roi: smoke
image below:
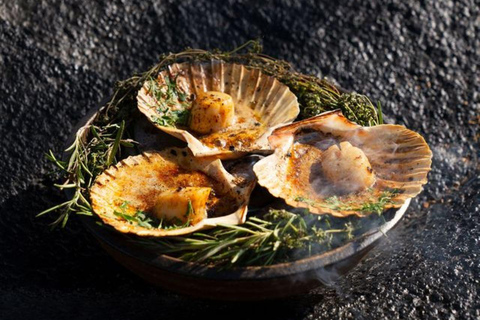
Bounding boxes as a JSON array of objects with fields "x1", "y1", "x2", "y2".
[
  {"x1": 277, "y1": 199, "x2": 409, "y2": 298},
  {"x1": 313, "y1": 266, "x2": 343, "y2": 286},
  {"x1": 308, "y1": 161, "x2": 339, "y2": 197},
  {"x1": 296, "y1": 130, "x2": 338, "y2": 151}
]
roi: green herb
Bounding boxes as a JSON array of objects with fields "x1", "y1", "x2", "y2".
[
  {"x1": 359, "y1": 190, "x2": 399, "y2": 215},
  {"x1": 113, "y1": 201, "x2": 156, "y2": 229},
  {"x1": 166, "y1": 217, "x2": 192, "y2": 230},
  {"x1": 147, "y1": 76, "x2": 191, "y2": 127},
  {"x1": 155, "y1": 215, "x2": 192, "y2": 230},
  {"x1": 113, "y1": 201, "x2": 195, "y2": 230},
  {"x1": 335, "y1": 93, "x2": 379, "y2": 127},
  {"x1": 295, "y1": 189, "x2": 399, "y2": 215},
  {"x1": 294, "y1": 196, "x2": 316, "y2": 206},
  {"x1": 152, "y1": 108, "x2": 190, "y2": 127},
  {"x1": 106, "y1": 120, "x2": 125, "y2": 167},
  {"x1": 38, "y1": 122, "x2": 135, "y2": 227},
  {"x1": 185, "y1": 199, "x2": 194, "y2": 219},
  {"x1": 377, "y1": 101, "x2": 384, "y2": 125},
  {"x1": 139, "y1": 208, "x2": 384, "y2": 267}
]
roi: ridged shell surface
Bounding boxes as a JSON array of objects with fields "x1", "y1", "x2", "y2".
[
  {"x1": 253, "y1": 110, "x2": 432, "y2": 217},
  {"x1": 137, "y1": 61, "x2": 299, "y2": 158},
  {"x1": 90, "y1": 148, "x2": 257, "y2": 237}
]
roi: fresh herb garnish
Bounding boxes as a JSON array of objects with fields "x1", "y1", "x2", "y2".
[
  {"x1": 113, "y1": 201, "x2": 193, "y2": 230},
  {"x1": 294, "y1": 196, "x2": 316, "y2": 206},
  {"x1": 152, "y1": 108, "x2": 190, "y2": 127},
  {"x1": 37, "y1": 121, "x2": 135, "y2": 228},
  {"x1": 163, "y1": 217, "x2": 192, "y2": 230},
  {"x1": 185, "y1": 199, "x2": 194, "y2": 219},
  {"x1": 113, "y1": 201, "x2": 157, "y2": 229},
  {"x1": 147, "y1": 76, "x2": 191, "y2": 127},
  {"x1": 140, "y1": 208, "x2": 386, "y2": 267},
  {"x1": 295, "y1": 189, "x2": 399, "y2": 215}
]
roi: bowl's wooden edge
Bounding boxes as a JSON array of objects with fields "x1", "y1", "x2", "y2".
[
  {"x1": 97, "y1": 233, "x2": 375, "y2": 301},
  {"x1": 81, "y1": 194, "x2": 409, "y2": 281}
]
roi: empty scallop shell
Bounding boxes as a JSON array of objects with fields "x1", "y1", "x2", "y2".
[
  {"x1": 137, "y1": 60, "x2": 299, "y2": 158},
  {"x1": 90, "y1": 148, "x2": 257, "y2": 237},
  {"x1": 253, "y1": 110, "x2": 432, "y2": 217}
]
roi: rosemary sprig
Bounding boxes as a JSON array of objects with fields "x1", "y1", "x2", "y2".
[
  {"x1": 39, "y1": 121, "x2": 135, "y2": 227},
  {"x1": 138, "y1": 208, "x2": 385, "y2": 267}
]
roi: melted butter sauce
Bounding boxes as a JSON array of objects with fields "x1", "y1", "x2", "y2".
[{"x1": 198, "y1": 107, "x2": 265, "y2": 152}]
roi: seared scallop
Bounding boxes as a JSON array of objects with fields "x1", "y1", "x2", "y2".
[
  {"x1": 90, "y1": 148, "x2": 258, "y2": 236},
  {"x1": 253, "y1": 110, "x2": 432, "y2": 217},
  {"x1": 137, "y1": 61, "x2": 299, "y2": 158}
]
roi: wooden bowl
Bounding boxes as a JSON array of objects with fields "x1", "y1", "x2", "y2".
[
  {"x1": 70, "y1": 102, "x2": 410, "y2": 301},
  {"x1": 80, "y1": 201, "x2": 408, "y2": 301}
]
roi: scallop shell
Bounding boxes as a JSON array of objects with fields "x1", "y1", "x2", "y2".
[
  {"x1": 137, "y1": 61, "x2": 299, "y2": 158},
  {"x1": 253, "y1": 110, "x2": 432, "y2": 217},
  {"x1": 90, "y1": 148, "x2": 257, "y2": 237}
]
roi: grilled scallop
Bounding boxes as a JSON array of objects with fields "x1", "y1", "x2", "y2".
[
  {"x1": 253, "y1": 110, "x2": 432, "y2": 217},
  {"x1": 137, "y1": 60, "x2": 299, "y2": 158},
  {"x1": 90, "y1": 148, "x2": 258, "y2": 236}
]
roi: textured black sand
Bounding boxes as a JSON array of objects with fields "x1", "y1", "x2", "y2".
[{"x1": 0, "y1": 1, "x2": 479, "y2": 319}]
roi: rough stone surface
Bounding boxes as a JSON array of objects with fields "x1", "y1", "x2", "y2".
[{"x1": 0, "y1": 1, "x2": 479, "y2": 319}]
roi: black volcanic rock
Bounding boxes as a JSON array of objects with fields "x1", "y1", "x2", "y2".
[{"x1": 0, "y1": 1, "x2": 478, "y2": 319}]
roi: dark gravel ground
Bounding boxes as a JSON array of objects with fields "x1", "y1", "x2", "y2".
[{"x1": 1, "y1": 1, "x2": 479, "y2": 319}]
